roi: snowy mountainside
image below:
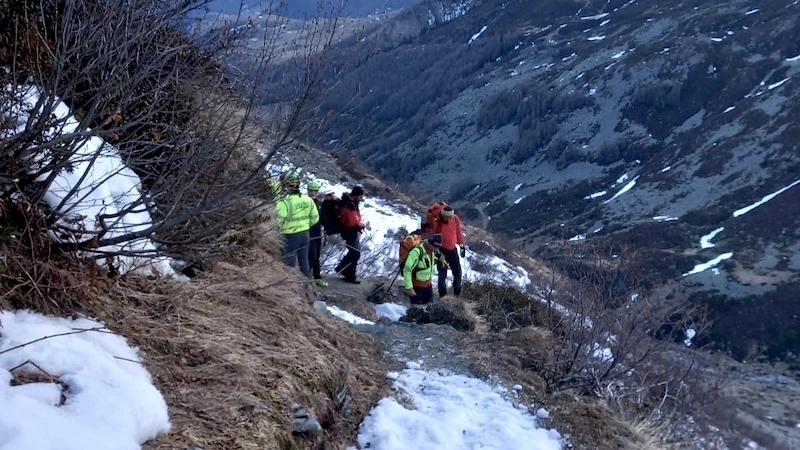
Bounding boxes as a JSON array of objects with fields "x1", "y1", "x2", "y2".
[{"x1": 306, "y1": 0, "x2": 800, "y2": 360}]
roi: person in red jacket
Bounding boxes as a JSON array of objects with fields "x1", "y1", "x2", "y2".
[
  {"x1": 433, "y1": 206, "x2": 466, "y2": 297},
  {"x1": 335, "y1": 185, "x2": 366, "y2": 284}
]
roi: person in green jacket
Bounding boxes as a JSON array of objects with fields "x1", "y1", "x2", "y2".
[
  {"x1": 276, "y1": 171, "x2": 319, "y2": 278},
  {"x1": 403, "y1": 234, "x2": 443, "y2": 305}
]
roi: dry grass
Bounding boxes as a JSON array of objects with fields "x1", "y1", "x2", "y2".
[
  {"x1": 1, "y1": 212, "x2": 391, "y2": 450},
  {"x1": 462, "y1": 327, "x2": 552, "y2": 398},
  {"x1": 96, "y1": 258, "x2": 391, "y2": 450},
  {"x1": 547, "y1": 394, "x2": 673, "y2": 450}
]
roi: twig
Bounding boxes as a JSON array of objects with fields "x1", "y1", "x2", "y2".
[
  {"x1": 9, "y1": 359, "x2": 54, "y2": 377},
  {"x1": 113, "y1": 355, "x2": 143, "y2": 365},
  {"x1": 0, "y1": 326, "x2": 106, "y2": 355}
]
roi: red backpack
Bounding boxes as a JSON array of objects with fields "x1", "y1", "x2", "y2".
[{"x1": 425, "y1": 201, "x2": 448, "y2": 230}]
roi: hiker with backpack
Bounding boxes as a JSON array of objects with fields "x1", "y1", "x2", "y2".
[
  {"x1": 306, "y1": 181, "x2": 328, "y2": 288},
  {"x1": 433, "y1": 206, "x2": 466, "y2": 298},
  {"x1": 402, "y1": 234, "x2": 443, "y2": 305},
  {"x1": 276, "y1": 171, "x2": 319, "y2": 279},
  {"x1": 335, "y1": 185, "x2": 367, "y2": 284}
]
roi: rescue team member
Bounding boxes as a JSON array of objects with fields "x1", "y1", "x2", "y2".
[
  {"x1": 434, "y1": 206, "x2": 466, "y2": 298},
  {"x1": 306, "y1": 181, "x2": 328, "y2": 287},
  {"x1": 403, "y1": 234, "x2": 443, "y2": 305},
  {"x1": 276, "y1": 171, "x2": 319, "y2": 278},
  {"x1": 335, "y1": 185, "x2": 367, "y2": 284}
]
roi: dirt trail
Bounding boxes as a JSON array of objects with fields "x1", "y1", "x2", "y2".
[{"x1": 314, "y1": 275, "x2": 475, "y2": 372}]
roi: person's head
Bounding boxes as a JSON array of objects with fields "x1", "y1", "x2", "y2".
[
  {"x1": 307, "y1": 181, "x2": 320, "y2": 196},
  {"x1": 282, "y1": 171, "x2": 300, "y2": 191},
  {"x1": 350, "y1": 185, "x2": 364, "y2": 201},
  {"x1": 440, "y1": 206, "x2": 455, "y2": 222},
  {"x1": 425, "y1": 234, "x2": 442, "y2": 250}
]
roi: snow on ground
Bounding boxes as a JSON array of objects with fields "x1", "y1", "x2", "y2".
[
  {"x1": 683, "y1": 252, "x2": 734, "y2": 276},
  {"x1": 0, "y1": 311, "x2": 170, "y2": 450},
  {"x1": 351, "y1": 365, "x2": 561, "y2": 450}
]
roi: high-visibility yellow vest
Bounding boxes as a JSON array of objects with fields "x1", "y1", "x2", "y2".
[{"x1": 276, "y1": 193, "x2": 320, "y2": 234}]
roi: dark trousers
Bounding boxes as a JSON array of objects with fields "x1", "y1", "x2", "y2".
[
  {"x1": 410, "y1": 285, "x2": 433, "y2": 305},
  {"x1": 309, "y1": 231, "x2": 322, "y2": 279},
  {"x1": 437, "y1": 248, "x2": 462, "y2": 297},
  {"x1": 282, "y1": 231, "x2": 311, "y2": 278},
  {"x1": 336, "y1": 231, "x2": 361, "y2": 280}
]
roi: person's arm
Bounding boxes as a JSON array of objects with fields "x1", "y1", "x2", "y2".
[
  {"x1": 340, "y1": 206, "x2": 365, "y2": 230},
  {"x1": 455, "y1": 216, "x2": 466, "y2": 246},
  {"x1": 339, "y1": 206, "x2": 356, "y2": 230},
  {"x1": 308, "y1": 198, "x2": 320, "y2": 227},
  {"x1": 403, "y1": 248, "x2": 420, "y2": 295},
  {"x1": 353, "y1": 209, "x2": 366, "y2": 229},
  {"x1": 276, "y1": 199, "x2": 289, "y2": 228}
]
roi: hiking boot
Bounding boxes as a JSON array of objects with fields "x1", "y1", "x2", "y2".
[
  {"x1": 314, "y1": 279, "x2": 329, "y2": 288},
  {"x1": 343, "y1": 277, "x2": 361, "y2": 284}
]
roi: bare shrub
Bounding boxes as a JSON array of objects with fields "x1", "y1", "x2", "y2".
[
  {"x1": 0, "y1": 0, "x2": 345, "y2": 274},
  {"x1": 463, "y1": 280, "x2": 555, "y2": 332},
  {"x1": 466, "y1": 243, "x2": 708, "y2": 448},
  {"x1": 537, "y1": 245, "x2": 706, "y2": 397}
]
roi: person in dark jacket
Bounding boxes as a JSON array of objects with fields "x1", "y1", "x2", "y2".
[
  {"x1": 306, "y1": 181, "x2": 328, "y2": 287},
  {"x1": 335, "y1": 185, "x2": 366, "y2": 284}
]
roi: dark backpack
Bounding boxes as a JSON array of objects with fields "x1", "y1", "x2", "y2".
[{"x1": 320, "y1": 193, "x2": 343, "y2": 235}]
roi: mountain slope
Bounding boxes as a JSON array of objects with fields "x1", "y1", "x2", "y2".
[
  {"x1": 309, "y1": 0, "x2": 800, "y2": 359},
  {"x1": 206, "y1": 0, "x2": 424, "y2": 18}
]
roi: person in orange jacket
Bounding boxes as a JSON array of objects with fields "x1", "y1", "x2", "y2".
[
  {"x1": 433, "y1": 206, "x2": 466, "y2": 297},
  {"x1": 335, "y1": 185, "x2": 366, "y2": 284}
]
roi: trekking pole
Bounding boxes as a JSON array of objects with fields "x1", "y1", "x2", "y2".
[{"x1": 381, "y1": 266, "x2": 403, "y2": 302}]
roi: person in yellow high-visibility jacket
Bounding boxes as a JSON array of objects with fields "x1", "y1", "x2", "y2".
[{"x1": 276, "y1": 172, "x2": 319, "y2": 278}]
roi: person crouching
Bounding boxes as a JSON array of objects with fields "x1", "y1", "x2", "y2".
[{"x1": 403, "y1": 234, "x2": 443, "y2": 305}]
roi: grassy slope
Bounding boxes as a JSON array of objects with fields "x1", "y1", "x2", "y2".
[{"x1": 0, "y1": 213, "x2": 391, "y2": 450}]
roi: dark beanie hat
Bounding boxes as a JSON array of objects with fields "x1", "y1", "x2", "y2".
[{"x1": 350, "y1": 185, "x2": 365, "y2": 196}]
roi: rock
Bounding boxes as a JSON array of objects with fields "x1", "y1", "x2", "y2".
[
  {"x1": 312, "y1": 300, "x2": 329, "y2": 314},
  {"x1": 291, "y1": 403, "x2": 322, "y2": 436},
  {"x1": 334, "y1": 386, "x2": 353, "y2": 418}
]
